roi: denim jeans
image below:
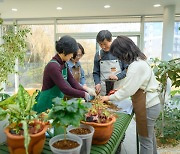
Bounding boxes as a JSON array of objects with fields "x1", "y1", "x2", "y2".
[{"x1": 139, "y1": 103, "x2": 161, "y2": 154}]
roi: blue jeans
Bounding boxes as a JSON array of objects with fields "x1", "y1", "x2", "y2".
[{"x1": 139, "y1": 103, "x2": 161, "y2": 154}]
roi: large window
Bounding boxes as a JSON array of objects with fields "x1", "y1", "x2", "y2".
[
  {"x1": 144, "y1": 22, "x2": 163, "y2": 59},
  {"x1": 144, "y1": 22, "x2": 180, "y2": 59},
  {"x1": 3, "y1": 19, "x2": 179, "y2": 94},
  {"x1": 173, "y1": 22, "x2": 180, "y2": 58},
  {"x1": 19, "y1": 25, "x2": 55, "y2": 90}
]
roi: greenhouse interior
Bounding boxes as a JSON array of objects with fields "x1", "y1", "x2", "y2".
[{"x1": 0, "y1": 0, "x2": 179, "y2": 154}]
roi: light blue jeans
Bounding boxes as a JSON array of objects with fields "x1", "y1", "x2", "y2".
[{"x1": 139, "y1": 103, "x2": 161, "y2": 154}]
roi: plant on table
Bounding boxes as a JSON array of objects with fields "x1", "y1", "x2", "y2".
[
  {"x1": 85, "y1": 96, "x2": 115, "y2": 123},
  {"x1": 47, "y1": 97, "x2": 91, "y2": 150},
  {"x1": 0, "y1": 84, "x2": 49, "y2": 154},
  {"x1": 82, "y1": 96, "x2": 116, "y2": 145}
]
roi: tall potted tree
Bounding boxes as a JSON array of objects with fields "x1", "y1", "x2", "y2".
[{"x1": 0, "y1": 21, "x2": 31, "y2": 145}]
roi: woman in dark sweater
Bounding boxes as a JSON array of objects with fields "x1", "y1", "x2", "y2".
[{"x1": 33, "y1": 35, "x2": 90, "y2": 113}]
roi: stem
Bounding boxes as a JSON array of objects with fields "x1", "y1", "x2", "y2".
[
  {"x1": 161, "y1": 77, "x2": 167, "y2": 137},
  {"x1": 64, "y1": 126, "x2": 67, "y2": 141}
]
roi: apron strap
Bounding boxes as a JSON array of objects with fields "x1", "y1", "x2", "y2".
[
  {"x1": 98, "y1": 50, "x2": 101, "y2": 60},
  {"x1": 49, "y1": 60, "x2": 67, "y2": 80}
]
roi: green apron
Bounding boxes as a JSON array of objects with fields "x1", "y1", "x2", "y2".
[
  {"x1": 33, "y1": 60, "x2": 67, "y2": 135},
  {"x1": 33, "y1": 60, "x2": 67, "y2": 114}
]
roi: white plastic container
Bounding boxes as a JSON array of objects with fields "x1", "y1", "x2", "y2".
[
  {"x1": 67, "y1": 124, "x2": 94, "y2": 154},
  {"x1": 49, "y1": 134, "x2": 82, "y2": 154}
]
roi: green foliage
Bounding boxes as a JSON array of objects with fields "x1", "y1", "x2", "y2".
[
  {"x1": 0, "y1": 18, "x2": 3, "y2": 25},
  {"x1": 0, "y1": 25, "x2": 31, "y2": 83},
  {"x1": 151, "y1": 58, "x2": 180, "y2": 92},
  {"x1": 0, "y1": 93, "x2": 10, "y2": 102},
  {"x1": 155, "y1": 103, "x2": 180, "y2": 146},
  {"x1": 151, "y1": 58, "x2": 180, "y2": 146},
  {"x1": 48, "y1": 98, "x2": 91, "y2": 138},
  {"x1": 85, "y1": 100, "x2": 114, "y2": 123},
  {"x1": 0, "y1": 94, "x2": 17, "y2": 109},
  {"x1": 0, "y1": 84, "x2": 38, "y2": 154}
]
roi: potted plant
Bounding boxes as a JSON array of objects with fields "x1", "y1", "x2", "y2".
[
  {"x1": 66, "y1": 124, "x2": 94, "y2": 154},
  {"x1": 81, "y1": 96, "x2": 116, "y2": 145},
  {"x1": 0, "y1": 85, "x2": 49, "y2": 154},
  {"x1": 48, "y1": 97, "x2": 91, "y2": 154}
]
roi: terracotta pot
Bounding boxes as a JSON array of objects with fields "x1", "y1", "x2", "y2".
[
  {"x1": 4, "y1": 121, "x2": 49, "y2": 154},
  {"x1": 81, "y1": 116, "x2": 116, "y2": 145}
]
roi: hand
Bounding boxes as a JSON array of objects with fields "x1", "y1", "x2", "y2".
[
  {"x1": 84, "y1": 92, "x2": 91, "y2": 102},
  {"x1": 109, "y1": 75, "x2": 118, "y2": 80},
  {"x1": 95, "y1": 84, "x2": 101, "y2": 95},
  {"x1": 108, "y1": 89, "x2": 117, "y2": 96},
  {"x1": 100, "y1": 96, "x2": 110, "y2": 103}
]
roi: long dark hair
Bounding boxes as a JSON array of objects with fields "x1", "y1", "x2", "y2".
[{"x1": 110, "y1": 36, "x2": 147, "y2": 64}]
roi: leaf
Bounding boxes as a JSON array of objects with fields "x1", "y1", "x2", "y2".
[
  {"x1": 52, "y1": 97, "x2": 62, "y2": 105},
  {"x1": 22, "y1": 120, "x2": 30, "y2": 154},
  {"x1": 53, "y1": 106, "x2": 65, "y2": 112},
  {"x1": 0, "y1": 107, "x2": 8, "y2": 120}
]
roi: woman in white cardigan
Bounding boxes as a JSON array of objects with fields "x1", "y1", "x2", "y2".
[{"x1": 101, "y1": 36, "x2": 161, "y2": 154}]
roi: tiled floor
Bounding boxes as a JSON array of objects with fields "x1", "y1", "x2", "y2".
[
  {"x1": 119, "y1": 119, "x2": 180, "y2": 154},
  {"x1": 120, "y1": 119, "x2": 137, "y2": 154}
]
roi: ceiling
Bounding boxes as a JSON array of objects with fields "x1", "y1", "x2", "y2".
[{"x1": 0, "y1": 0, "x2": 180, "y2": 19}]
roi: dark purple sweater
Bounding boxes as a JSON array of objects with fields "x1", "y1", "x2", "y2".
[{"x1": 42, "y1": 54, "x2": 86, "y2": 98}]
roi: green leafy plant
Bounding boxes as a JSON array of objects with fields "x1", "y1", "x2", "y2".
[
  {"x1": 151, "y1": 58, "x2": 180, "y2": 145},
  {"x1": 0, "y1": 93, "x2": 17, "y2": 109},
  {"x1": 155, "y1": 101, "x2": 180, "y2": 146},
  {"x1": 0, "y1": 85, "x2": 39, "y2": 154},
  {"x1": 0, "y1": 93, "x2": 10, "y2": 102},
  {"x1": 86, "y1": 97, "x2": 115, "y2": 123},
  {"x1": 0, "y1": 24, "x2": 31, "y2": 83},
  {"x1": 47, "y1": 98, "x2": 91, "y2": 140},
  {"x1": 0, "y1": 18, "x2": 3, "y2": 25}
]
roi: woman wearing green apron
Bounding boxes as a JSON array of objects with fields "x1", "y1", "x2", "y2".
[
  {"x1": 33, "y1": 35, "x2": 90, "y2": 114},
  {"x1": 100, "y1": 36, "x2": 161, "y2": 154}
]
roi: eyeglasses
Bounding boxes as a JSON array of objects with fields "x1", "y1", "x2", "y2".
[{"x1": 76, "y1": 54, "x2": 83, "y2": 58}]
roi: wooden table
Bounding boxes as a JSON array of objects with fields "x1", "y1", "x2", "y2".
[{"x1": 0, "y1": 112, "x2": 133, "y2": 154}]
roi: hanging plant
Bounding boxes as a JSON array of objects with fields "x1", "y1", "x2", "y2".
[{"x1": 0, "y1": 25, "x2": 31, "y2": 83}]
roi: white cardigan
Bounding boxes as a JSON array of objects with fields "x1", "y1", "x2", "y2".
[{"x1": 109, "y1": 59, "x2": 160, "y2": 108}]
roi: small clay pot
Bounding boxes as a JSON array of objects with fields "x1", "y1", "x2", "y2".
[{"x1": 81, "y1": 116, "x2": 116, "y2": 145}]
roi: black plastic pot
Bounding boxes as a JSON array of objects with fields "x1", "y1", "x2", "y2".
[{"x1": 105, "y1": 80, "x2": 115, "y2": 95}]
